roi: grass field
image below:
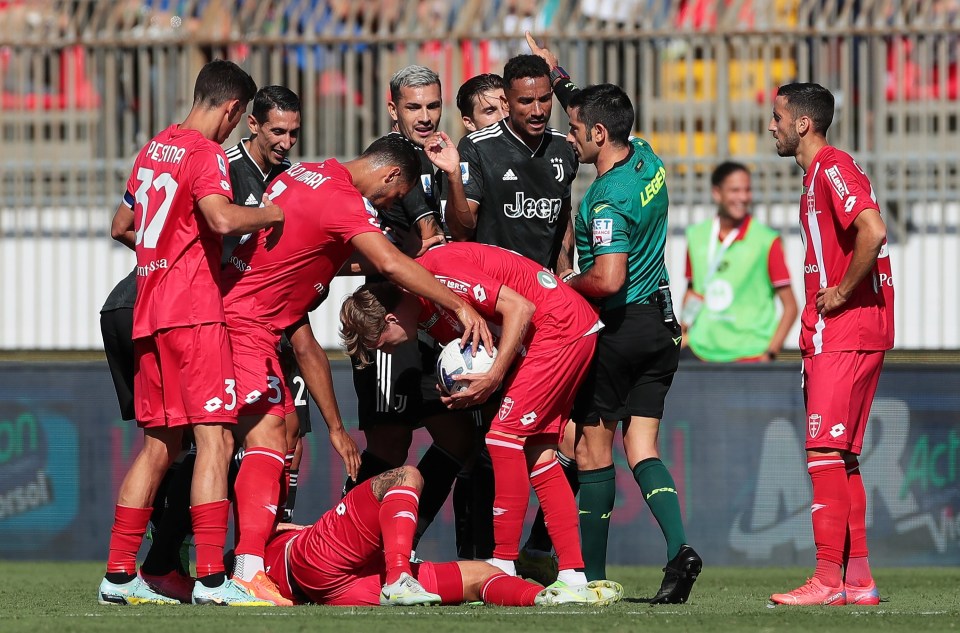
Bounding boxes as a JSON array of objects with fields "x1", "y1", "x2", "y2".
[{"x1": 1, "y1": 563, "x2": 957, "y2": 633}]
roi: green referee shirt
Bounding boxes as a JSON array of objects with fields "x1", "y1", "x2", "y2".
[{"x1": 574, "y1": 137, "x2": 670, "y2": 311}]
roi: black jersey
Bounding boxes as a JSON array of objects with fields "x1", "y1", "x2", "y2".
[
  {"x1": 376, "y1": 131, "x2": 441, "y2": 243},
  {"x1": 101, "y1": 268, "x2": 138, "y2": 312},
  {"x1": 444, "y1": 119, "x2": 578, "y2": 268},
  {"x1": 222, "y1": 138, "x2": 290, "y2": 263}
]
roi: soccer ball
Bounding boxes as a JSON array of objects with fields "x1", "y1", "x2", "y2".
[{"x1": 436, "y1": 339, "x2": 497, "y2": 395}]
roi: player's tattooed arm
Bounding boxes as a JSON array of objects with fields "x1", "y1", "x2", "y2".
[{"x1": 371, "y1": 467, "x2": 417, "y2": 501}]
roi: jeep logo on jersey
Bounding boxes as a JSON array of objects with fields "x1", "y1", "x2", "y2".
[
  {"x1": 435, "y1": 276, "x2": 471, "y2": 294},
  {"x1": 537, "y1": 270, "x2": 557, "y2": 289},
  {"x1": 503, "y1": 193, "x2": 561, "y2": 222},
  {"x1": 551, "y1": 157, "x2": 564, "y2": 182}
]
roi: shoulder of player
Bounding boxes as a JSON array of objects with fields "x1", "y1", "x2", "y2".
[
  {"x1": 464, "y1": 123, "x2": 505, "y2": 146},
  {"x1": 224, "y1": 142, "x2": 244, "y2": 162}
]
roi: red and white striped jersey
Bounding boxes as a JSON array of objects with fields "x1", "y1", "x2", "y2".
[{"x1": 798, "y1": 146, "x2": 894, "y2": 356}]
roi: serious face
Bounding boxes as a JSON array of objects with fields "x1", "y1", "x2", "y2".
[
  {"x1": 389, "y1": 84, "x2": 442, "y2": 147},
  {"x1": 463, "y1": 88, "x2": 508, "y2": 132},
  {"x1": 249, "y1": 108, "x2": 301, "y2": 168},
  {"x1": 504, "y1": 75, "x2": 553, "y2": 145},
  {"x1": 714, "y1": 169, "x2": 752, "y2": 222},
  {"x1": 566, "y1": 106, "x2": 598, "y2": 165},
  {"x1": 769, "y1": 95, "x2": 800, "y2": 158}
]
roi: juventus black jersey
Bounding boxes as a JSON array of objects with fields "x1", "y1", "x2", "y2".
[
  {"x1": 222, "y1": 138, "x2": 290, "y2": 264},
  {"x1": 441, "y1": 119, "x2": 577, "y2": 268},
  {"x1": 376, "y1": 131, "x2": 441, "y2": 241}
]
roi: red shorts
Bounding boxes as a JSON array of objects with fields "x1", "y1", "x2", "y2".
[
  {"x1": 134, "y1": 323, "x2": 237, "y2": 427},
  {"x1": 802, "y1": 350, "x2": 885, "y2": 454},
  {"x1": 491, "y1": 334, "x2": 597, "y2": 439},
  {"x1": 228, "y1": 322, "x2": 291, "y2": 418},
  {"x1": 264, "y1": 484, "x2": 463, "y2": 605}
]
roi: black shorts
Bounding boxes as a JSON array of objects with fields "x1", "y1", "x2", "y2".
[
  {"x1": 353, "y1": 337, "x2": 447, "y2": 431},
  {"x1": 573, "y1": 304, "x2": 680, "y2": 424},
  {"x1": 278, "y1": 336, "x2": 312, "y2": 436},
  {"x1": 101, "y1": 307, "x2": 135, "y2": 421}
]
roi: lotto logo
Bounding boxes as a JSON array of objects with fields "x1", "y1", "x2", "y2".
[
  {"x1": 336, "y1": 502, "x2": 346, "y2": 516},
  {"x1": 830, "y1": 423, "x2": 846, "y2": 438},
  {"x1": 204, "y1": 397, "x2": 223, "y2": 413},
  {"x1": 520, "y1": 411, "x2": 538, "y2": 426},
  {"x1": 245, "y1": 390, "x2": 262, "y2": 404},
  {"x1": 472, "y1": 284, "x2": 487, "y2": 302},
  {"x1": 844, "y1": 196, "x2": 858, "y2": 214}
]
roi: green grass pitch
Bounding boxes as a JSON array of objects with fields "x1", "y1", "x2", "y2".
[{"x1": 1, "y1": 563, "x2": 957, "y2": 633}]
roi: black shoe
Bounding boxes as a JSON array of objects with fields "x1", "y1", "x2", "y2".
[{"x1": 650, "y1": 545, "x2": 702, "y2": 604}]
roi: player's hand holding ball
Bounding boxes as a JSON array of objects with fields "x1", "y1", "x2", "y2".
[{"x1": 437, "y1": 340, "x2": 501, "y2": 408}]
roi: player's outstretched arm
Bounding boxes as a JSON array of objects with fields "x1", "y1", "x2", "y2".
[
  {"x1": 815, "y1": 209, "x2": 886, "y2": 315},
  {"x1": 110, "y1": 202, "x2": 136, "y2": 250},
  {"x1": 287, "y1": 318, "x2": 360, "y2": 481},
  {"x1": 351, "y1": 231, "x2": 494, "y2": 353},
  {"x1": 198, "y1": 193, "x2": 284, "y2": 242},
  {"x1": 442, "y1": 285, "x2": 534, "y2": 409}
]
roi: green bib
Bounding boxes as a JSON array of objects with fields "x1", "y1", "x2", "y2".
[{"x1": 686, "y1": 217, "x2": 780, "y2": 362}]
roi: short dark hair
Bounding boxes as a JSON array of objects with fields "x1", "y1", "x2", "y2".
[
  {"x1": 360, "y1": 134, "x2": 422, "y2": 186},
  {"x1": 567, "y1": 83, "x2": 634, "y2": 146},
  {"x1": 193, "y1": 59, "x2": 257, "y2": 108},
  {"x1": 252, "y1": 85, "x2": 301, "y2": 123},
  {"x1": 503, "y1": 55, "x2": 550, "y2": 89},
  {"x1": 456, "y1": 73, "x2": 504, "y2": 118},
  {"x1": 776, "y1": 83, "x2": 835, "y2": 135},
  {"x1": 711, "y1": 161, "x2": 750, "y2": 188}
]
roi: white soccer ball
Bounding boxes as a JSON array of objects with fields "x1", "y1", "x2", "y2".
[{"x1": 436, "y1": 340, "x2": 497, "y2": 395}]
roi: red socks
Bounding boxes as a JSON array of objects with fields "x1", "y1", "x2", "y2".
[
  {"x1": 480, "y1": 572, "x2": 543, "y2": 606},
  {"x1": 807, "y1": 455, "x2": 849, "y2": 586},
  {"x1": 234, "y1": 447, "x2": 285, "y2": 558},
  {"x1": 485, "y1": 435, "x2": 529, "y2": 561},
  {"x1": 530, "y1": 459, "x2": 584, "y2": 571},
  {"x1": 106, "y1": 505, "x2": 152, "y2": 574},
  {"x1": 845, "y1": 459, "x2": 873, "y2": 586},
  {"x1": 380, "y1": 486, "x2": 420, "y2": 584},
  {"x1": 191, "y1": 499, "x2": 229, "y2": 577}
]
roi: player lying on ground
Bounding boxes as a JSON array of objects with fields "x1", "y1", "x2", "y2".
[
  {"x1": 263, "y1": 465, "x2": 622, "y2": 606},
  {"x1": 340, "y1": 237, "x2": 612, "y2": 596}
]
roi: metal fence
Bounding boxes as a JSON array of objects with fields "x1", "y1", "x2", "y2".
[{"x1": 1, "y1": 0, "x2": 958, "y2": 349}]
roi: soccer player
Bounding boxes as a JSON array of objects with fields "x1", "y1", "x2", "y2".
[
  {"x1": 99, "y1": 59, "x2": 285, "y2": 606},
  {"x1": 442, "y1": 54, "x2": 578, "y2": 271},
  {"x1": 340, "y1": 240, "x2": 620, "y2": 600},
  {"x1": 767, "y1": 83, "x2": 893, "y2": 606},
  {"x1": 346, "y1": 66, "x2": 475, "y2": 555},
  {"x1": 456, "y1": 73, "x2": 508, "y2": 133},
  {"x1": 223, "y1": 85, "x2": 310, "y2": 527},
  {"x1": 219, "y1": 134, "x2": 493, "y2": 603},
  {"x1": 681, "y1": 162, "x2": 798, "y2": 362},
  {"x1": 262, "y1": 466, "x2": 622, "y2": 607}
]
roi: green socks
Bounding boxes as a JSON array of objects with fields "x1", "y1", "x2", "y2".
[
  {"x1": 633, "y1": 457, "x2": 686, "y2": 560},
  {"x1": 577, "y1": 465, "x2": 616, "y2": 581}
]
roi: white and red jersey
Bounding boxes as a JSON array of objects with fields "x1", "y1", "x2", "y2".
[
  {"x1": 126, "y1": 124, "x2": 234, "y2": 338},
  {"x1": 414, "y1": 242, "x2": 601, "y2": 351},
  {"x1": 221, "y1": 160, "x2": 381, "y2": 333},
  {"x1": 798, "y1": 146, "x2": 894, "y2": 355}
]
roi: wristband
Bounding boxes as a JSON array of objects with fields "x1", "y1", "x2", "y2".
[
  {"x1": 766, "y1": 350, "x2": 778, "y2": 360},
  {"x1": 549, "y1": 65, "x2": 570, "y2": 86},
  {"x1": 561, "y1": 271, "x2": 576, "y2": 283}
]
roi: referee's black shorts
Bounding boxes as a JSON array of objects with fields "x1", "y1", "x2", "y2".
[
  {"x1": 101, "y1": 307, "x2": 135, "y2": 421},
  {"x1": 573, "y1": 303, "x2": 680, "y2": 424}
]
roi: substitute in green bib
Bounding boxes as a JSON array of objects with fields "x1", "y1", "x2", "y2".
[{"x1": 681, "y1": 162, "x2": 798, "y2": 363}]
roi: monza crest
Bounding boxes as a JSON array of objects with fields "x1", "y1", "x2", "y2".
[
  {"x1": 498, "y1": 396, "x2": 514, "y2": 421},
  {"x1": 808, "y1": 413, "x2": 822, "y2": 438}
]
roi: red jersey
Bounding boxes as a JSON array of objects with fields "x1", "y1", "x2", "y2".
[
  {"x1": 221, "y1": 160, "x2": 381, "y2": 332},
  {"x1": 127, "y1": 125, "x2": 234, "y2": 338},
  {"x1": 798, "y1": 146, "x2": 894, "y2": 355},
  {"x1": 415, "y1": 242, "x2": 600, "y2": 350}
]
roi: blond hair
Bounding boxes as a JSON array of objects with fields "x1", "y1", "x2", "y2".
[{"x1": 339, "y1": 283, "x2": 403, "y2": 367}]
